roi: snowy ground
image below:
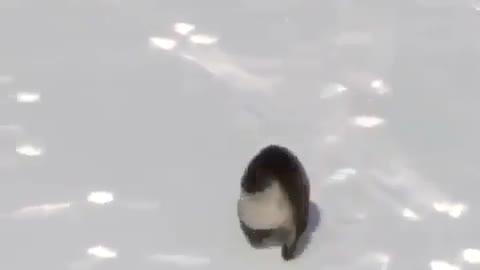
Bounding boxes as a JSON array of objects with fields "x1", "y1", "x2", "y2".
[{"x1": 1, "y1": 1, "x2": 480, "y2": 269}]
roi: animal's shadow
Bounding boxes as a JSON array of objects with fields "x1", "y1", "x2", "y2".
[{"x1": 241, "y1": 201, "x2": 322, "y2": 256}]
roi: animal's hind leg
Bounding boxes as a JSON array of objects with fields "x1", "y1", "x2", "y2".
[
  {"x1": 282, "y1": 214, "x2": 309, "y2": 261},
  {"x1": 281, "y1": 226, "x2": 298, "y2": 260}
]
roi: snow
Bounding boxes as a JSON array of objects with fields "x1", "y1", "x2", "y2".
[{"x1": 0, "y1": 1, "x2": 479, "y2": 269}]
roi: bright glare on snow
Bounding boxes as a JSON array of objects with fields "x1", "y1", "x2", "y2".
[
  {"x1": 328, "y1": 168, "x2": 357, "y2": 182},
  {"x1": 16, "y1": 92, "x2": 41, "y2": 103},
  {"x1": 433, "y1": 201, "x2": 467, "y2": 218},
  {"x1": 18, "y1": 203, "x2": 71, "y2": 213},
  {"x1": 189, "y1": 34, "x2": 218, "y2": 45},
  {"x1": 463, "y1": 248, "x2": 480, "y2": 264},
  {"x1": 174, "y1": 22, "x2": 195, "y2": 35},
  {"x1": 352, "y1": 116, "x2": 385, "y2": 128},
  {"x1": 430, "y1": 260, "x2": 460, "y2": 270},
  {"x1": 16, "y1": 144, "x2": 43, "y2": 156},
  {"x1": 334, "y1": 84, "x2": 348, "y2": 93},
  {"x1": 88, "y1": 191, "x2": 114, "y2": 205},
  {"x1": 87, "y1": 246, "x2": 117, "y2": 259},
  {"x1": 402, "y1": 208, "x2": 420, "y2": 221},
  {"x1": 370, "y1": 79, "x2": 383, "y2": 88},
  {"x1": 149, "y1": 37, "x2": 177, "y2": 50},
  {"x1": 370, "y1": 79, "x2": 389, "y2": 95},
  {"x1": 13, "y1": 202, "x2": 71, "y2": 219},
  {"x1": 320, "y1": 83, "x2": 348, "y2": 98}
]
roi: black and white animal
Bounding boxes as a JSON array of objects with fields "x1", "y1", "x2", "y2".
[{"x1": 237, "y1": 145, "x2": 310, "y2": 261}]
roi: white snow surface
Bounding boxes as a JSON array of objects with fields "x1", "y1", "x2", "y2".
[{"x1": 0, "y1": 1, "x2": 479, "y2": 269}]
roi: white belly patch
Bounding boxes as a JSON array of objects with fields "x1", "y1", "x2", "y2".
[{"x1": 237, "y1": 181, "x2": 293, "y2": 230}]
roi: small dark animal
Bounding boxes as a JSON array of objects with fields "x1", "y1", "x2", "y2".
[{"x1": 237, "y1": 144, "x2": 310, "y2": 261}]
